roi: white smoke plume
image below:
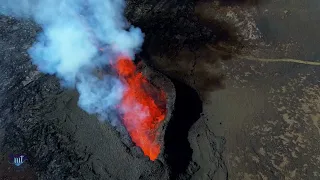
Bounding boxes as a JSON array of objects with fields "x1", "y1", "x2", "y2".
[{"x1": 0, "y1": 0, "x2": 144, "y2": 124}]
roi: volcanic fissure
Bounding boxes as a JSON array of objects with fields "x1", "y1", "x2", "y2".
[
  {"x1": 114, "y1": 56, "x2": 167, "y2": 161},
  {"x1": 164, "y1": 79, "x2": 203, "y2": 179},
  {"x1": 1, "y1": 0, "x2": 206, "y2": 178}
]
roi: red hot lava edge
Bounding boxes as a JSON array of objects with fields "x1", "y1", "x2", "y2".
[{"x1": 114, "y1": 56, "x2": 167, "y2": 161}]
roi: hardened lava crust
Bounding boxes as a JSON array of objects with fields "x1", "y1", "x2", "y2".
[{"x1": 0, "y1": 16, "x2": 174, "y2": 180}]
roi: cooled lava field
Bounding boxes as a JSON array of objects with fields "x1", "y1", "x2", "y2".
[{"x1": 0, "y1": 0, "x2": 320, "y2": 180}]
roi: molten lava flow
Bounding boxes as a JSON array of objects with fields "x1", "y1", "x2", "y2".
[{"x1": 115, "y1": 56, "x2": 167, "y2": 161}]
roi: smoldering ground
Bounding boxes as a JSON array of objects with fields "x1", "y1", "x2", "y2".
[{"x1": 0, "y1": 0, "x2": 144, "y2": 126}]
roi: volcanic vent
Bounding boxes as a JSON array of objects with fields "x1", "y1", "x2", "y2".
[
  {"x1": 0, "y1": 0, "x2": 207, "y2": 178},
  {"x1": 114, "y1": 56, "x2": 170, "y2": 161}
]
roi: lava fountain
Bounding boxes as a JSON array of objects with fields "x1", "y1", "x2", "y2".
[{"x1": 114, "y1": 56, "x2": 167, "y2": 160}]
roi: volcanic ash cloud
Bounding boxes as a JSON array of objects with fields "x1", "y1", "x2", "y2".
[{"x1": 0, "y1": 0, "x2": 144, "y2": 123}]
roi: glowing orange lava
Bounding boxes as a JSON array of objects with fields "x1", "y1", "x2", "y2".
[{"x1": 114, "y1": 56, "x2": 167, "y2": 161}]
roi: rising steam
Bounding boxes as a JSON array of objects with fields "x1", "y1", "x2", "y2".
[{"x1": 0, "y1": 0, "x2": 144, "y2": 123}]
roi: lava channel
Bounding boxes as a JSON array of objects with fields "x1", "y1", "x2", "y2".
[{"x1": 114, "y1": 56, "x2": 167, "y2": 161}]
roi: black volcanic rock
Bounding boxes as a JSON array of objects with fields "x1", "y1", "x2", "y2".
[
  {"x1": 0, "y1": 0, "x2": 221, "y2": 179},
  {"x1": 126, "y1": 0, "x2": 217, "y2": 57},
  {"x1": 0, "y1": 15, "x2": 175, "y2": 180}
]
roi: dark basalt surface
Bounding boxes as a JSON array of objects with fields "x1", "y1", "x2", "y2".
[
  {"x1": 163, "y1": 79, "x2": 203, "y2": 180},
  {"x1": 0, "y1": 1, "x2": 315, "y2": 180},
  {"x1": 0, "y1": 0, "x2": 227, "y2": 179},
  {"x1": 126, "y1": 0, "x2": 237, "y2": 59}
]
